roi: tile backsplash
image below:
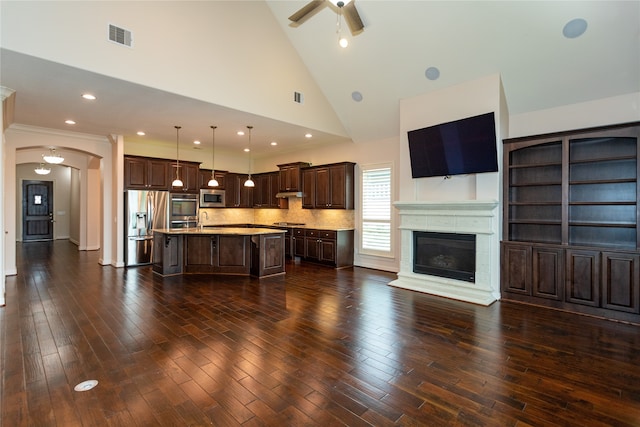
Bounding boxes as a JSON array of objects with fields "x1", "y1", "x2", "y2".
[{"x1": 200, "y1": 198, "x2": 355, "y2": 229}]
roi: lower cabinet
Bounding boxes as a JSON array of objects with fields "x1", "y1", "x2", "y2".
[
  {"x1": 250, "y1": 233, "x2": 285, "y2": 277},
  {"x1": 292, "y1": 228, "x2": 354, "y2": 268},
  {"x1": 153, "y1": 233, "x2": 183, "y2": 276},
  {"x1": 184, "y1": 234, "x2": 250, "y2": 274},
  {"x1": 501, "y1": 242, "x2": 640, "y2": 322}
]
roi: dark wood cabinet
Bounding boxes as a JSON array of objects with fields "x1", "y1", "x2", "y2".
[
  {"x1": 170, "y1": 162, "x2": 200, "y2": 192},
  {"x1": 152, "y1": 233, "x2": 183, "y2": 275},
  {"x1": 225, "y1": 173, "x2": 254, "y2": 208},
  {"x1": 302, "y1": 162, "x2": 355, "y2": 209},
  {"x1": 502, "y1": 122, "x2": 640, "y2": 322},
  {"x1": 292, "y1": 228, "x2": 306, "y2": 257},
  {"x1": 250, "y1": 233, "x2": 285, "y2": 277},
  {"x1": 253, "y1": 172, "x2": 286, "y2": 208},
  {"x1": 183, "y1": 234, "x2": 251, "y2": 275},
  {"x1": 199, "y1": 169, "x2": 226, "y2": 189},
  {"x1": 301, "y1": 228, "x2": 354, "y2": 268},
  {"x1": 124, "y1": 156, "x2": 171, "y2": 190},
  {"x1": 278, "y1": 162, "x2": 310, "y2": 192}
]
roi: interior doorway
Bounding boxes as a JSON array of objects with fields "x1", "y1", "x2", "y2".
[{"x1": 22, "y1": 180, "x2": 54, "y2": 241}]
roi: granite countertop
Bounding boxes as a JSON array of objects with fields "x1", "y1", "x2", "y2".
[
  {"x1": 198, "y1": 223, "x2": 355, "y2": 232},
  {"x1": 153, "y1": 227, "x2": 286, "y2": 235}
]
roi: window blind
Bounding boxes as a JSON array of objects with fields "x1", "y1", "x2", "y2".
[{"x1": 362, "y1": 167, "x2": 391, "y2": 253}]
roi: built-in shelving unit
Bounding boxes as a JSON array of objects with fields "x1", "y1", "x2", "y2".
[{"x1": 502, "y1": 122, "x2": 640, "y2": 323}]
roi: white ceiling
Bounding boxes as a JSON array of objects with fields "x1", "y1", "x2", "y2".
[{"x1": 1, "y1": 1, "x2": 638, "y2": 157}]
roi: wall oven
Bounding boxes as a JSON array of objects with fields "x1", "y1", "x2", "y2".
[
  {"x1": 169, "y1": 193, "x2": 198, "y2": 228},
  {"x1": 200, "y1": 189, "x2": 225, "y2": 208}
]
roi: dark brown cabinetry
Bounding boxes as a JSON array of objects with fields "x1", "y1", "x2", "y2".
[
  {"x1": 199, "y1": 169, "x2": 227, "y2": 189},
  {"x1": 293, "y1": 227, "x2": 354, "y2": 268},
  {"x1": 225, "y1": 173, "x2": 254, "y2": 208},
  {"x1": 152, "y1": 233, "x2": 183, "y2": 276},
  {"x1": 253, "y1": 172, "x2": 286, "y2": 208},
  {"x1": 278, "y1": 162, "x2": 310, "y2": 192},
  {"x1": 184, "y1": 234, "x2": 250, "y2": 274},
  {"x1": 302, "y1": 162, "x2": 355, "y2": 209},
  {"x1": 501, "y1": 122, "x2": 640, "y2": 323},
  {"x1": 124, "y1": 156, "x2": 171, "y2": 190},
  {"x1": 170, "y1": 162, "x2": 200, "y2": 192}
]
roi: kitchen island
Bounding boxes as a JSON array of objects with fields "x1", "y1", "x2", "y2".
[{"x1": 152, "y1": 227, "x2": 286, "y2": 278}]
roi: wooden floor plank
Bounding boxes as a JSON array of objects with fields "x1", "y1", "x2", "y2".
[{"x1": 2, "y1": 240, "x2": 640, "y2": 426}]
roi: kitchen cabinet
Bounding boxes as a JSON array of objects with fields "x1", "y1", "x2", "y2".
[
  {"x1": 278, "y1": 162, "x2": 310, "y2": 192},
  {"x1": 225, "y1": 173, "x2": 254, "y2": 208},
  {"x1": 292, "y1": 228, "x2": 306, "y2": 258},
  {"x1": 124, "y1": 156, "x2": 171, "y2": 190},
  {"x1": 501, "y1": 122, "x2": 640, "y2": 323},
  {"x1": 299, "y1": 228, "x2": 354, "y2": 268},
  {"x1": 152, "y1": 233, "x2": 183, "y2": 276},
  {"x1": 302, "y1": 162, "x2": 355, "y2": 209},
  {"x1": 169, "y1": 162, "x2": 200, "y2": 193},
  {"x1": 184, "y1": 234, "x2": 250, "y2": 275},
  {"x1": 199, "y1": 169, "x2": 227, "y2": 189},
  {"x1": 253, "y1": 172, "x2": 286, "y2": 208}
]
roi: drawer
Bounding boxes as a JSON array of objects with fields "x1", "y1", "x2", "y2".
[
  {"x1": 293, "y1": 228, "x2": 306, "y2": 237},
  {"x1": 305, "y1": 229, "x2": 318, "y2": 238},
  {"x1": 318, "y1": 230, "x2": 336, "y2": 240}
]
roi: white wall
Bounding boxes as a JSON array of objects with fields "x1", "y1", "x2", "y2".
[{"x1": 70, "y1": 167, "x2": 80, "y2": 244}]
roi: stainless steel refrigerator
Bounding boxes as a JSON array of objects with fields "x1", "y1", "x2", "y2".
[{"x1": 125, "y1": 190, "x2": 169, "y2": 266}]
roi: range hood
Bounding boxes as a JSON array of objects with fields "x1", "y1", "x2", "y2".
[{"x1": 276, "y1": 191, "x2": 303, "y2": 198}]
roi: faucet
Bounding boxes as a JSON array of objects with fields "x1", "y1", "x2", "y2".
[{"x1": 200, "y1": 211, "x2": 209, "y2": 229}]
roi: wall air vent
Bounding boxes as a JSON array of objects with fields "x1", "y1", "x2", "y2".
[
  {"x1": 108, "y1": 24, "x2": 133, "y2": 47},
  {"x1": 294, "y1": 91, "x2": 304, "y2": 104}
]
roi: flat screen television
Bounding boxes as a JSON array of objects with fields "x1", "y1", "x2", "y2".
[{"x1": 408, "y1": 112, "x2": 498, "y2": 178}]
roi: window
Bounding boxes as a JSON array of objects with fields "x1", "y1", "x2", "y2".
[{"x1": 361, "y1": 164, "x2": 392, "y2": 255}]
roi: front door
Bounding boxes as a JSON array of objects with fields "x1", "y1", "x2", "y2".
[{"x1": 23, "y1": 180, "x2": 54, "y2": 241}]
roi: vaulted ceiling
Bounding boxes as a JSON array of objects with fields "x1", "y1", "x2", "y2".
[{"x1": 1, "y1": 1, "x2": 638, "y2": 157}]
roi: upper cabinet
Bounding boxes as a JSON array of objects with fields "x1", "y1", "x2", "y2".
[
  {"x1": 278, "y1": 162, "x2": 310, "y2": 192},
  {"x1": 253, "y1": 172, "x2": 287, "y2": 209},
  {"x1": 124, "y1": 156, "x2": 171, "y2": 190},
  {"x1": 170, "y1": 162, "x2": 200, "y2": 193},
  {"x1": 302, "y1": 162, "x2": 355, "y2": 209},
  {"x1": 199, "y1": 169, "x2": 227, "y2": 189},
  {"x1": 225, "y1": 173, "x2": 254, "y2": 208}
]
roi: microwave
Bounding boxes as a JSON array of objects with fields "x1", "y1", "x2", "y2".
[{"x1": 200, "y1": 189, "x2": 225, "y2": 208}]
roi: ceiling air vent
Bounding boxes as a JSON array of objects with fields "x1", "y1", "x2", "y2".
[
  {"x1": 294, "y1": 91, "x2": 304, "y2": 104},
  {"x1": 108, "y1": 24, "x2": 133, "y2": 47}
]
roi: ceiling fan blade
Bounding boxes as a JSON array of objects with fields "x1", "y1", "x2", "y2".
[
  {"x1": 288, "y1": 0, "x2": 326, "y2": 24},
  {"x1": 343, "y1": 1, "x2": 364, "y2": 35}
]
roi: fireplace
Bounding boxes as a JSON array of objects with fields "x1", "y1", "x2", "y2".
[
  {"x1": 390, "y1": 200, "x2": 500, "y2": 305},
  {"x1": 413, "y1": 231, "x2": 476, "y2": 282}
]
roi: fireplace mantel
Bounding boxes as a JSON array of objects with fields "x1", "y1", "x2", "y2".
[{"x1": 390, "y1": 200, "x2": 500, "y2": 305}]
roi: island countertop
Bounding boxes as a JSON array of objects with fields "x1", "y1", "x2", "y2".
[{"x1": 153, "y1": 227, "x2": 286, "y2": 235}]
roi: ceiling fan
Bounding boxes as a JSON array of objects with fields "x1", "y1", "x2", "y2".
[{"x1": 288, "y1": 0, "x2": 364, "y2": 36}]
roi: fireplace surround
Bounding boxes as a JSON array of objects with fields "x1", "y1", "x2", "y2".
[{"x1": 390, "y1": 200, "x2": 500, "y2": 305}]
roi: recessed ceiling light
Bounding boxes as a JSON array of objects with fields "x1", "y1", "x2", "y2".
[
  {"x1": 237, "y1": 131, "x2": 245, "y2": 136},
  {"x1": 137, "y1": 131, "x2": 145, "y2": 136},
  {"x1": 65, "y1": 120, "x2": 76, "y2": 125},
  {"x1": 425, "y1": 67, "x2": 440, "y2": 80},
  {"x1": 193, "y1": 140, "x2": 201, "y2": 145},
  {"x1": 81, "y1": 93, "x2": 96, "y2": 100},
  {"x1": 305, "y1": 133, "x2": 312, "y2": 138},
  {"x1": 563, "y1": 18, "x2": 587, "y2": 38},
  {"x1": 351, "y1": 91, "x2": 363, "y2": 102},
  {"x1": 244, "y1": 148, "x2": 250, "y2": 152},
  {"x1": 270, "y1": 141, "x2": 277, "y2": 146}
]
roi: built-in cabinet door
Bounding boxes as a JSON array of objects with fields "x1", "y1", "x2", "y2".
[
  {"x1": 302, "y1": 169, "x2": 315, "y2": 209},
  {"x1": 565, "y1": 249, "x2": 601, "y2": 307},
  {"x1": 501, "y1": 243, "x2": 531, "y2": 295},
  {"x1": 319, "y1": 240, "x2": 336, "y2": 263},
  {"x1": 532, "y1": 247, "x2": 564, "y2": 300},
  {"x1": 184, "y1": 235, "x2": 217, "y2": 273},
  {"x1": 602, "y1": 252, "x2": 640, "y2": 314},
  {"x1": 148, "y1": 160, "x2": 171, "y2": 189}
]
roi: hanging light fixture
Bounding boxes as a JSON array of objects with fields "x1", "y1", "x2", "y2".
[
  {"x1": 172, "y1": 125, "x2": 183, "y2": 188},
  {"x1": 336, "y1": 1, "x2": 348, "y2": 48},
  {"x1": 34, "y1": 163, "x2": 51, "y2": 175},
  {"x1": 208, "y1": 125, "x2": 219, "y2": 187},
  {"x1": 244, "y1": 125, "x2": 255, "y2": 187},
  {"x1": 43, "y1": 148, "x2": 64, "y2": 164}
]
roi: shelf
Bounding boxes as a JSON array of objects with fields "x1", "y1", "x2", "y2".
[
  {"x1": 509, "y1": 162, "x2": 562, "y2": 169},
  {"x1": 569, "y1": 154, "x2": 636, "y2": 165},
  {"x1": 569, "y1": 221, "x2": 636, "y2": 228},
  {"x1": 510, "y1": 181, "x2": 562, "y2": 187},
  {"x1": 570, "y1": 178, "x2": 636, "y2": 185},
  {"x1": 510, "y1": 220, "x2": 562, "y2": 225},
  {"x1": 569, "y1": 201, "x2": 636, "y2": 206},
  {"x1": 510, "y1": 202, "x2": 562, "y2": 206}
]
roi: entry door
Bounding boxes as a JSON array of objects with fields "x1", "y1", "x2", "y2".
[{"x1": 23, "y1": 180, "x2": 54, "y2": 241}]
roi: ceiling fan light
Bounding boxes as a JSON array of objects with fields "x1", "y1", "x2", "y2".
[
  {"x1": 329, "y1": 0, "x2": 351, "y2": 6},
  {"x1": 339, "y1": 37, "x2": 349, "y2": 48}
]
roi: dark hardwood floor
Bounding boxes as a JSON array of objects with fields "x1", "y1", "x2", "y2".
[{"x1": 1, "y1": 240, "x2": 639, "y2": 426}]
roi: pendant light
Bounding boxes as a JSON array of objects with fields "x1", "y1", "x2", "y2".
[
  {"x1": 336, "y1": 1, "x2": 348, "y2": 48},
  {"x1": 34, "y1": 163, "x2": 51, "y2": 175},
  {"x1": 43, "y1": 148, "x2": 64, "y2": 164},
  {"x1": 244, "y1": 125, "x2": 255, "y2": 187},
  {"x1": 208, "y1": 125, "x2": 219, "y2": 187},
  {"x1": 172, "y1": 125, "x2": 183, "y2": 188}
]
